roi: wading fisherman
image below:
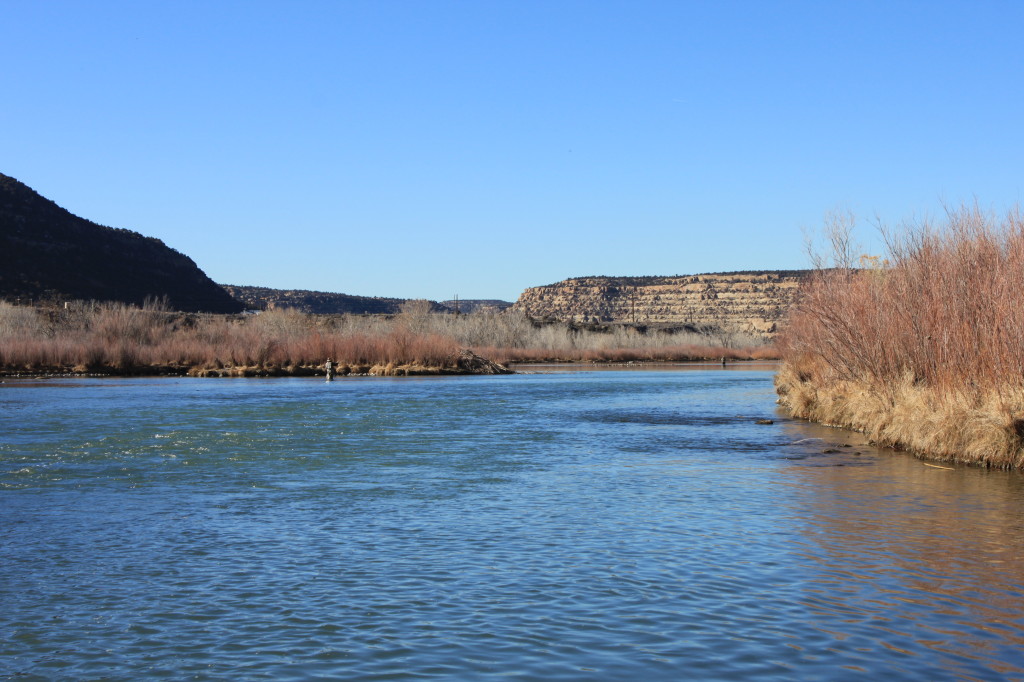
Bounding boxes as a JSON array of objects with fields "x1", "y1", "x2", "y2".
[{"x1": 325, "y1": 358, "x2": 335, "y2": 382}]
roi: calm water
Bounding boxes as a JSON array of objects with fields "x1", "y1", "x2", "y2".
[{"x1": 2, "y1": 367, "x2": 1023, "y2": 681}]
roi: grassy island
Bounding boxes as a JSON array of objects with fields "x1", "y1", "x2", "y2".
[
  {"x1": 777, "y1": 207, "x2": 1024, "y2": 469},
  {"x1": 0, "y1": 299, "x2": 774, "y2": 378}
]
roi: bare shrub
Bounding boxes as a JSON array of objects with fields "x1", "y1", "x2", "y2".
[
  {"x1": 0, "y1": 301, "x2": 47, "y2": 338},
  {"x1": 1, "y1": 295, "x2": 775, "y2": 376},
  {"x1": 778, "y1": 204, "x2": 1024, "y2": 468}
]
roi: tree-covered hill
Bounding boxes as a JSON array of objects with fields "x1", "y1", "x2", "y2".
[{"x1": 0, "y1": 173, "x2": 242, "y2": 313}]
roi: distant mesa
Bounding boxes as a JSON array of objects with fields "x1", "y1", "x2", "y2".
[
  {"x1": 439, "y1": 299, "x2": 513, "y2": 315},
  {"x1": 513, "y1": 271, "x2": 810, "y2": 336},
  {"x1": 0, "y1": 171, "x2": 513, "y2": 316},
  {"x1": 220, "y1": 286, "x2": 515, "y2": 316},
  {"x1": 222, "y1": 285, "x2": 417, "y2": 315},
  {"x1": 0, "y1": 171, "x2": 801, "y2": 328},
  {"x1": 0, "y1": 172, "x2": 243, "y2": 313}
]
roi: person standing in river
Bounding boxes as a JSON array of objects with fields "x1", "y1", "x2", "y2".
[{"x1": 325, "y1": 358, "x2": 334, "y2": 381}]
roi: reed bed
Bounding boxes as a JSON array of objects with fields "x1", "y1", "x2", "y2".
[
  {"x1": 0, "y1": 298, "x2": 773, "y2": 376},
  {"x1": 777, "y1": 205, "x2": 1024, "y2": 468}
]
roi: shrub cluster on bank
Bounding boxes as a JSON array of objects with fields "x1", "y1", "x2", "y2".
[
  {"x1": 0, "y1": 299, "x2": 775, "y2": 377},
  {"x1": 777, "y1": 206, "x2": 1024, "y2": 468}
]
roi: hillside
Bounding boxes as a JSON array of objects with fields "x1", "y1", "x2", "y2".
[
  {"x1": 439, "y1": 299, "x2": 514, "y2": 314},
  {"x1": 513, "y1": 271, "x2": 808, "y2": 335},
  {"x1": 0, "y1": 173, "x2": 242, "y2": 313},
  {"x1": 221, "y1": 284, "x2": 414, "y2": 315}
]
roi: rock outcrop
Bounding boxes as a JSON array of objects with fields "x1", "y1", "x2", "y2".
[{"x1": 513, "y1": 271, "x2": 809, "y2": 336}]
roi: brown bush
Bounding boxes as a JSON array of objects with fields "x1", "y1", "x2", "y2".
[
  {"x1": 0, "y1": 297, "x2": 775, "y2": 376},
  {"x1": 778, "y1": 205, "x2": 1024, "y2": 468}
]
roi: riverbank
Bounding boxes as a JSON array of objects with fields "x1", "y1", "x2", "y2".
[
  {"x1": 0, "y1": 356, "x2": 778, "y2": 379},
  {"x1": 0, "y1": 349, "x2": 513, "y2": 378},
  {"x1": 774, "y1": 363, "x2": 1024, "y2": 468},
  {"x1": 776, "y1": 207, "x2": 1024, "y2": 469}
]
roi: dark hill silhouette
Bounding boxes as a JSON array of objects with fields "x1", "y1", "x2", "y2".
[{"x1": 0, "y1": 173, "x2": 242, "y2": 313}]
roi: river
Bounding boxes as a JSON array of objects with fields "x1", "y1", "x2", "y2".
[{"x1": 2, "y1": 366, "x2": 1023, "y2": 680}]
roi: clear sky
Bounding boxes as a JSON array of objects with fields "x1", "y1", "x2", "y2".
[{"x1": 3, "y1": 1, "x2": 1022, "y2": 302}]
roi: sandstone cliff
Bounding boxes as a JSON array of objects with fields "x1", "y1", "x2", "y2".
[{"x1": 513, "y1": 271, "x2": 809, "y2": 336}]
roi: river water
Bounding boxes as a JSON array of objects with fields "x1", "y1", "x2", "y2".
[{"x1": 2, "y1": 366, "x2": 1023, "y2": 680}]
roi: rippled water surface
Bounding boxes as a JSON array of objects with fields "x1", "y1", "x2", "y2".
[{"x1": 2, "y1": 367, "x2": 1024, "y2": 680}]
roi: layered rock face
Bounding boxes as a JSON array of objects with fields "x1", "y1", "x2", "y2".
[{"x1": 513, "y1": 271, "x2": 809, "y2": 335}]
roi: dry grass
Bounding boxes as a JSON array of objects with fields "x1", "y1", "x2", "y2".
[
  {"x1": 777, "y1": 205, "x2": 1024, "y2": 468},
  {"x1": 0, "y1": 299, "x2": 775, "y2": 377}
]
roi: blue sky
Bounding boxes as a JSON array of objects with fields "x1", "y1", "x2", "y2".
[{"x1": 3, "y1": 1, "x2": 1022, "y2": 302}]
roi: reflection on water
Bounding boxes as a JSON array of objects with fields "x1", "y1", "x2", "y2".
[
  {"x1": 778, "y1": 418, "x2": 1024, "y2": 679},
  {"x1": 1, "y1": 369, "x2": 1023, "y2": 680}
]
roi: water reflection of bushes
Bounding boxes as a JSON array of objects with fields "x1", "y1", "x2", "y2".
[{"x1": 782, "y1": 438, "x2": 1024, "y2": 673}]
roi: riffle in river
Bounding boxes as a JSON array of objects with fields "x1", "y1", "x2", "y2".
[{"x1": 2, "y1": 365, "x2": 1023, "y2": 680}]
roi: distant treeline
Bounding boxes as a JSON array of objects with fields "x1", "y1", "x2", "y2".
[{"x1": 220, "y1": 284, "x2": 416, "y2": 315}]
